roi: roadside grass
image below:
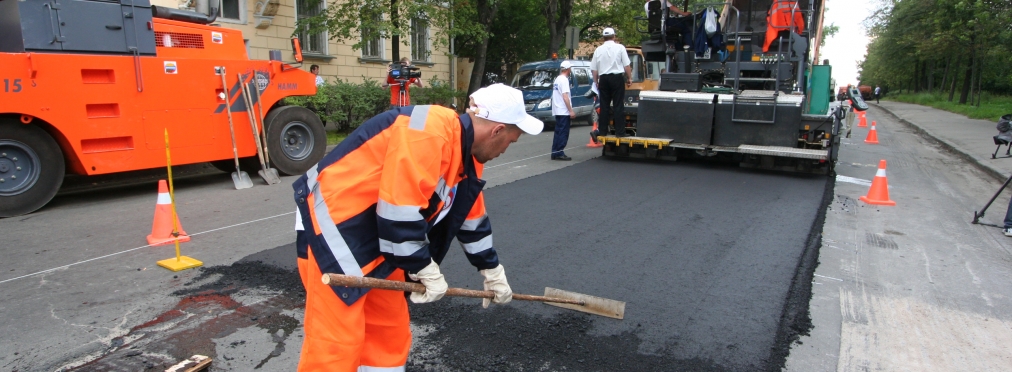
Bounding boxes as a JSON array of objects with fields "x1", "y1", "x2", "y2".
[
  {"x1": 884, "y1": 92, "x2": 1012, "y2": 122},
  {"x1": 326, "y1": 130, "x2": 349, "y2": 146}
]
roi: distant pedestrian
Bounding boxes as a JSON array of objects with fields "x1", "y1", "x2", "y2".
[
  {"x1": 874, "y1": 85, "x2": 881, "y2": 104},
  {"x1": 551, "y1": 61, "x2": 576, "y2": 161},
  {"x1": 311, "y1": 64, "x2": 324, "y2": 87},
  {"x1": 590, "y1": 27, "x2": 632, "y2": 139}
]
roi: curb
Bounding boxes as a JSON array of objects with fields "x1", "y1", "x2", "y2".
[{"x1": 874, "y1": 103, "x2": 1006, "y2": 182}]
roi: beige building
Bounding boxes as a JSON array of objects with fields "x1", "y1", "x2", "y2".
[{"x1": 152, "y1": 0, "x2": 452, "y2": 87}]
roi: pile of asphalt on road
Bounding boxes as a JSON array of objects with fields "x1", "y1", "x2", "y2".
[{"x1": 67, "y1": 258, "x2": 305, "y2": 371}]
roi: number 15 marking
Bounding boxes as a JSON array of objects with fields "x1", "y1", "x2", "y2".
[{"x1": 4, "y1": 79, "x2": 23, "y2": 93}]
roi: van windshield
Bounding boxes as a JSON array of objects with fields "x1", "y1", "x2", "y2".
[{"x1": 512, "y1": 69, "x2": 558, "y2": 90}]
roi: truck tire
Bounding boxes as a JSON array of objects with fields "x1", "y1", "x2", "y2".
[
  {"x1": 263, "y1": 106, "x2": 326, "y2": 176},
  {"x1": 0, "y1": 121, "x2": 65, "y2": 217}
]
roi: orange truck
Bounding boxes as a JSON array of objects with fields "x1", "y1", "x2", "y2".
[{"x1": 0, "y1": 1, "x2": 324, "y2": 217}]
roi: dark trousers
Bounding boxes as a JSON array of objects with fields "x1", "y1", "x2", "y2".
[
  {"x1": 1004, "y1": 196, "x2": 1012, "y2": 228},
  {"x1": 552, "y1": 115, "x2": 571, "y2": 158},
  {"x1": 598, "y1": 73, "x2": 626, "y2": 136},
  {"x1": 666, "y1": 16, "x2": 692, "y2": 49}
]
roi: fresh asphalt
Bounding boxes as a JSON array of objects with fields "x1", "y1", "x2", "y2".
[{"x1": 0, "y1": 118, "x2": 831, "y2": 371}]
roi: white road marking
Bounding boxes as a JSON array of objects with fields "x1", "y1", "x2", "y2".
[
  {"x1": 814, "y1": 273, "x2": 844, "y2": 281},
  {"x1": 0, "y1": 212, "x2": 294, "y2": 286}
]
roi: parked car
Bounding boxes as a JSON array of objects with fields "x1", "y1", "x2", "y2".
[{"x1": 512, "y1": 59, "x2": 596, "y2": 129}]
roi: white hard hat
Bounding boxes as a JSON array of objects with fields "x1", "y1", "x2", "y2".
[
  {"x1": 560, "y1": 61, "x2": 572, "y2": 70},
  {"x1": 602, "y1": 27, "x2": 616, "y2": 36},
  {"x1": 469, "y1": 84, "x2": 544, "y2": 135}
]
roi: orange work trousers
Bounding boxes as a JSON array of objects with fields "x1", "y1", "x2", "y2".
[{"x1": 297, "y1": 248, "x2": 411, "y2": 372}]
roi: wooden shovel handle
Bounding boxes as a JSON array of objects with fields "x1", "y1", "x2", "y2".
[{"x1": 322, "y1": 273, "x2": 584, "y2": 305}]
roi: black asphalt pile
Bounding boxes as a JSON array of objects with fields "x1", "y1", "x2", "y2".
[
  {"x1": 423, "y1": 158, "x2": 830, "y2": 371},
  {"x1": 68, "y1": 258, "x2": 305, "y2": 371}
]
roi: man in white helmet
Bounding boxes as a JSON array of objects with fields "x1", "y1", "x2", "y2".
[{"x1": 294, "y1": 84, "x2": 543, "y2": 371}]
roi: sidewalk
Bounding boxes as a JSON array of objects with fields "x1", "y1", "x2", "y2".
[
  {"x1": 785, "y1": 98, "x2": 1012, "y2": 372},
  {"x1": 876, "y1": 101, "x2": 1010, "y2": 180}
]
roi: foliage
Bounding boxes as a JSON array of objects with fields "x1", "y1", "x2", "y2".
[
  {"x1": 885, "y1": 92, "x2": 1012, "y2": 122},
  {"x1": 572, "y1": 0, "x2": 649, "y2": 44},
  {"x1": 285, "y1": 78, "x2": 389, "y2": 131},
  {"x1": 858, "y1": 0, "x2": 1012, "y2": 101},
  {"x1": 411, "y1": 77, "x2": 466, "y2": 107},
  {"x1": 297, "y1": 0, "x2": 491, "y2": 60},
  {"x1": 820, "y1": 23, "x2": 838, "y2": 48}
]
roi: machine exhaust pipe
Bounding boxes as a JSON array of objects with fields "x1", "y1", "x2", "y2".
[{"x1": 152, "y1": 3, "x2": 219, "y2": 25}]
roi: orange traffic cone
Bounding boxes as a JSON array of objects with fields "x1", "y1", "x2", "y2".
[
  {"x1": 858, "y1": 111, "x2": 867, "y2": 128},
  {"x1": 147, "y1": 179, "x2": 190, "y2": 246},
  {"x1": 859, "y1": 160, "x2": 896, "y2": 206},
  {"x1": 864, "y1": 123, "x2": 880, "y2": 144},
  {"x1": 587, "y1": 121, "x2": 604, "y2": 148}
]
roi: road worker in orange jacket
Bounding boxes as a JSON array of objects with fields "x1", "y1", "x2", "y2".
[
  {"x1": 293, "y1": 83, "x2": 543, "y2": 371},
  {"x1": 764, "y1": 0, "x2": 806, "y2": 53}
]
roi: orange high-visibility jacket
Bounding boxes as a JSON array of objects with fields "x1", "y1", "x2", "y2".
[
  {"x1": 764, "y1": 0, "x2": 805, "y2": 53},
  {"x1": 293, "y1": 105, "x2": 496, "y2": 305}
]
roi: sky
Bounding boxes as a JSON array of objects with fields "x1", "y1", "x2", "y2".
[{"x1": 818, "y1": 0, "x2": 881, "y2": 87}]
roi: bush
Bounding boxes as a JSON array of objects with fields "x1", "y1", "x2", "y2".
[
  {"x1": 285, "y1": 78, "x2": 389, "y2": 131},
  {"x1": 412, "y1": 77, "x2": 466, "y2": 109},
  {"x1": 285, "y1": 76, "x2": 466, "y2": 130}
]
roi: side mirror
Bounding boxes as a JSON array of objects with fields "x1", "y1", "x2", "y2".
[
  {"x1": 848, "y1": 86, "x2": 869, "y2": 111},
  {"x1": 291, "y1": 37, "x2": 304, "y2": 63}
]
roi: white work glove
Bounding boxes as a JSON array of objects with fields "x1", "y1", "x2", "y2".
[
  {"x1": 408, "y1": 260, "x2": 447, "y2": 304},
  {"x1": 480, "y1": 265, "x2": 512, "y2": 308}
]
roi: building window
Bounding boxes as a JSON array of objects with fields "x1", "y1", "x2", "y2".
[
  {"x1": 410, "y1": 18, "x2": 429, "y2": 62},
  {"x1": 361, "y1": 13, "x2": 382, "y2": 59},
  {"x1": 218, "y1": 0, "x2": 243, "y2": 21},
  {"x1": 296, "y1": 0, "x2": 327, "y2": 54}
]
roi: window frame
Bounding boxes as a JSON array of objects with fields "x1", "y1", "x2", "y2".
[
  {"x1": 410, "y1": 17, "x2": 430, "y2": 63},
  {"x1": 295, "y1": 0, "x2": 328, "y2": 55},
  {"x1": 216, "y1": 0, "x2": 246, "y2": 24},
  {"x1": 361, "y1": 13, "x2": 384, "y2": 59}
]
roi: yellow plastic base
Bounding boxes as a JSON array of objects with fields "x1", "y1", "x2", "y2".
[{"x1": 157, "y1": 256, "x2": 204, "y2": 272}]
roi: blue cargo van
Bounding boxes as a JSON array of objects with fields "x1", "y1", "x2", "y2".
[{"x1": 511, "y1": 59, "x2": 596, "y2": 128}]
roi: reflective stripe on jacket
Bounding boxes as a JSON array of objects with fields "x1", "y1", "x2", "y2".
[{"x1": 293, "y1": 105, "x2": 497, "y2": 305}]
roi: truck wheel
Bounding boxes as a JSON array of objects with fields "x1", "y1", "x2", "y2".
[
  {"x1": 0, "y1": 121, "x2": 65, "y2": 217},
  {"x1": 264, "y1": 106, "x2": 326, "y2": 176}
]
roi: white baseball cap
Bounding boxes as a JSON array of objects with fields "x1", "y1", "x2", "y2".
[
  {"x1": 560, "y1": 61, "x2": 572, "y2": 70},
  {"x1": 602, "y1": 27, "x2": 615, "y2": 36},
  {"x1": 469, "y1": 84, "x2": 543, "y2": 135}
]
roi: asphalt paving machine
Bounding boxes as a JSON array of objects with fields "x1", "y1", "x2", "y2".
[
  {"x1": 0, "y1": 0, "x2": 324, "y2": 216},
  {"x1": 598, "y1": 0, "x2": 860, "y2": 174}
]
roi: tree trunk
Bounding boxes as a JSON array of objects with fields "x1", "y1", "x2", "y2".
[
  {"x1": 948, "y1": 55, "x2": 960, "y2": 102},
  {"x1": 467, "y1": 0, "x2": 498, "y2": 96},
  {"x1": 926, "y1": 60, "x2": 934, "y2": 92},
  {"x1": 390, "y1": 0, "x2": 399, "y2": 62},
  {"x1": 974, "y1": 55, "x2": 984, "y2": 107},
  {"x1": 940, "y1": 55, "x2": 952, "y2": 93},
  {"x1": 958, "y1": 52, "x2": 975, "y2": 104},
  {"x1": 544, "y1": 0, "x2": 574, "y2": 59},
  {"x1": 913, "y1": 61, "x2": 920, "y2": 92}
]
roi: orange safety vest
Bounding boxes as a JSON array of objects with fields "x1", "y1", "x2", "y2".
[
  {"x1": 294, "y1": 105, "x2": 496, "y2": 305},
  {"x1": 764, "y1": 0, "x2": 805, "y2": 53}
]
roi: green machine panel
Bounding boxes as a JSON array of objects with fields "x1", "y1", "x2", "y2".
[{"x1": 807, "y1": 65, "x2": 832, "y2": 115}]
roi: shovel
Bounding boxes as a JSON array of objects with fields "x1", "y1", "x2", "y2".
[
  {"x1": 322, "y1": 273, "x2": 626, "y2": 320},
  {"x1": 219, "y1": 69, "x2": 253, "y2": 190},
  {"x1": 239, "y1": 73, "x2": 281, "y2": 185},
  {"x1": 251, "y1": 78, "x2": 273, "y2": 168}
]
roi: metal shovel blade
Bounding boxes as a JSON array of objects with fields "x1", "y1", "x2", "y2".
[
  {"x1": 258, "y1": 168, "x2": 281, "y2": 185},
  {"x1": 231, "y1": 171, "x2": 254, "y2": 189},
  {"x1": 542, "y1": 287, "x2": 626, "y2": 320}
]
